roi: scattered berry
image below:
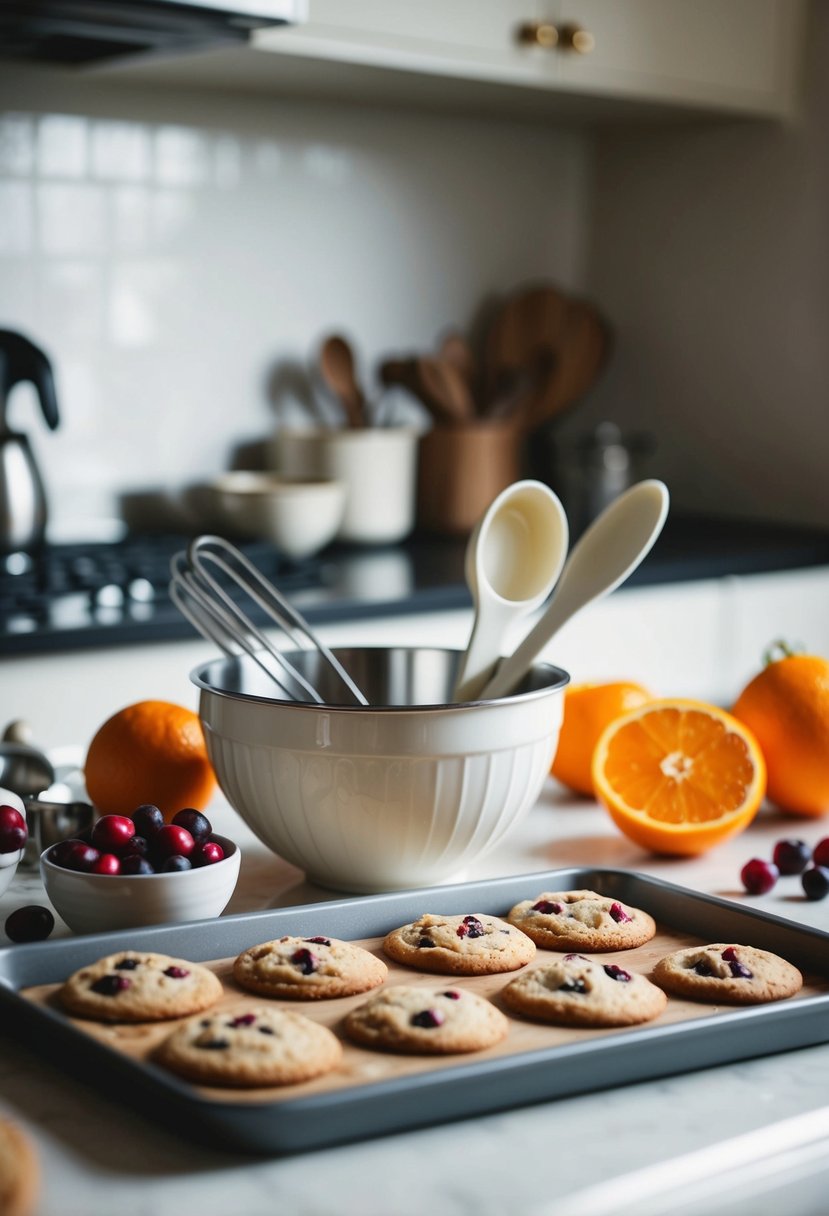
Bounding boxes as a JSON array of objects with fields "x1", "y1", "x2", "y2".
[
  {"x1": 161, "y1": 855, "x2": 192, "y2": 873},
  {"x1": 802, "y1": 865, "x2": 829, "y2": 901},
  {"x1": 410, "y1": 1009, "x2": 444, "y2": 1028},
  {"x1": 740, "y1": 858, "x2": 779, "y2": 895},
  {"x1": 609, "y1": 902, "x2": 632, "y2": 924},
  {"x1": 813, "y1": 838, "x2": 829, "y2": 868},
  {"x1": 722, "y1": 946, "x2": 753, "y2": 978},
  {"x1": 5, "y1": 905, "x2": 54, "y2": 942},
  {"x1": 0, "y1": 805, "x2": 27, "y2": 854},
  {"x1": 121, "y1": 856, "x2": 154, "y2": 875},
  {"x1": 772, "y1": 839, "x2": 811, "y2": 876}
]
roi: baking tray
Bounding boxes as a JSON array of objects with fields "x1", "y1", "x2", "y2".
[{"x1": 1, "y1": 867, "x2": 828, "y2": 1155}]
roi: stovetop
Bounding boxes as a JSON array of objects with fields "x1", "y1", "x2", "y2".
[{"x1": 2, "y1": 514, "x2": 829, "y2": 657}]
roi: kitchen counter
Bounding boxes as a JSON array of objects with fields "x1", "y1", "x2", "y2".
[
  {"x1": 2, "y1": 567, "x2": 829, "y2": 1214},
  {"x1": 1, "y1": 785, "x2": 828, "y2": 1216}
]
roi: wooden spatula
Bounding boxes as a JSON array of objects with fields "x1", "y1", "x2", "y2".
[{"x1": 320, "y1": 335, "x2": 366, "y2": 428}]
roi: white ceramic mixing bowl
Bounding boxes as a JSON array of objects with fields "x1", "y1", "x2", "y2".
[{"x1": 193, "y1": 647, "x2": 568, "y2": 893}]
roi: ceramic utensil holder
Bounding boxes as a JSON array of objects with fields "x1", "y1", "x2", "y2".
[
  {"x1": 417, "y1": 421, "x2": 523, "y2": 536},
  {"x1": 272, "y1": 427, "x2": 419, "y2": 545}
]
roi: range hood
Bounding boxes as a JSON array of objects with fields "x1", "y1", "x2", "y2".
[{"x1": 0, "y1": 0, "x2": 307, "y2": 65}]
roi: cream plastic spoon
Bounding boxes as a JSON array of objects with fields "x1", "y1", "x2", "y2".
[
  {"x1": 452, "y1": 480, "x2": 568, "y2": 702},
  {"x1": 480, "y1": 479, "x2": 670, "y2": 701}
]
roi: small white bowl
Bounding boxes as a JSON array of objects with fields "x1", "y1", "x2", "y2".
[
  {"x1": 0, "y1": 786, "x2": 26, "y2": 897},
  {"x1": 210, "y1": 471, "x2": 346, "y2": 559},
  {"x1": 40, "y1": 834, "x2": 241, "y2": 935}
]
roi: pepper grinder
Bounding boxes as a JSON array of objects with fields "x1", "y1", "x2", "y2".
[{"x1": 0, "y1": 329, "x2": 60, "y2": 553}]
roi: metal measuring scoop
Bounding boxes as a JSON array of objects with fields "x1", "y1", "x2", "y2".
[
  {"x1": 0, "y1": 719, "x2": 54, "y2": 797},
  {"x1": 452, "y1": 481, "x2": 569, "y2": 702},
  {"x1": 480, "y1": 480, "x2": 670, "y2": 701}
]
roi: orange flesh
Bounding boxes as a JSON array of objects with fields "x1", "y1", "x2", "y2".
[{"x1": 602, "y1": 707, "x2": 757, "y2": 824}]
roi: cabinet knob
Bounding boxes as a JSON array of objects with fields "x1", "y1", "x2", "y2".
[
  {"x1": 516, "y1": 21, "x2": 559, "y2": 50},
  {"x1": 558, "y1": 23, "x2": 595, "y2": 54}
]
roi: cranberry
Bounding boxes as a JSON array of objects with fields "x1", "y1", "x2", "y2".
[
  {"x1": 722, "y1": 946, "x2": 753, "y2": 979},
  {"x1": 172, "y1": 808, "x2": 212, "y2": 842},
  {"x1": 192, "y1": 840, "x2": 224, "y2": 867},
  {"x1": 410, "y1": 1009, "x2": 445, "y2": 1028},
  {"x1": 58, "y1": 840, "x2": 101, "y2": 872},
  {"x1": 163, "y1": 966, "x2": 189, "y2": 979},
  {"x1": 0, "y1": 805, "x2": 27, "y2": 854},
  {"x1": 441, "y1": 990, "x2": 461, "y2": 999},
  {"x1": 91, "y1": 814, "x2": 135, "y2": 854},
  {"x1": 802, "y1": 865, "x2": 829, "y2": 901},
  {"x1": 91, "y1": 853, "x2": 121, "y2": 875},
  {"x1": 772, "y1": 839, "x2": 811, "y2": 876},
  {"x1": 740, "y1": 858, "x2": 778, "y2": 895},
  {"x1": 91, "y1": 974, "x2": 130, "y2": 995},
  {"x1": 228, "y1": 1013, "x2": 257, "y2": 1027},
  {"x1": 609, "y1": 902, "x2": 632, "y2": 924},
  {"x1": 5, "y1": 905, "x2": 54, "y2": 943},
  {"x1": 291, "y1": 948, "x2": 318, "y2": 975},
  {"x1": 532, "y1": 900, "x2": 564, "y2": 914},
  {"x1": 153, "y1": 824, "x2": 195, "y2": 860},
  {"x1": 121, "y1": 856, "x2": 155, "y2": 875},
  {"x1": 132, "y1": 804, "x2": 165, "y2": 838},
  {"x1": 161, "y1": 855, "x2": 191, "y2": 872},
  {"x1": 813, "y1": 838, "x2": 829, "y2": 868},
  {"x1": 456, "y1": 915, "x2": 485, "y2": 939},
  {"x1": 603, "y1": 964, "x2": 632, "y2": 982}
]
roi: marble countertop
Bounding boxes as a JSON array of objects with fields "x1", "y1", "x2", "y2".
[{"x1": 1, "y1": 784, "x2": 828, "y2": 1216}]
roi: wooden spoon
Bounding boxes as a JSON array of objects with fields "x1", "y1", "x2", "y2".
[
  {"x1": 320, "y1": 335, "x2": 366, "y2": 428},
  {"x1": 483, "y1": 285, "x2": 569, "y2": 414},
  {"x1": 416, "y1": 356, "x2": 476, "y2": 424},
  {"x1": 518, "y1": 302, "x2": 611, "y2": 432}
]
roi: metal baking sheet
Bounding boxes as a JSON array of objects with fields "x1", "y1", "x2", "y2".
[{"x1": 1, "y1": 867, "x2": 828, "y2": 1155}]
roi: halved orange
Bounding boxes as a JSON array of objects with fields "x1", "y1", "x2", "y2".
[{"x1": 592, "y1": 698, "x2": 766, "y2": 856}]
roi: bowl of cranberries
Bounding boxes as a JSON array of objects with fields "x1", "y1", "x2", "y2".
[
  {"x1": 40, "y1": 805, "x2": 241, "y2": 934},
  {"x1": 0, "y1": 788, "x2": 28, "y2": 897}
]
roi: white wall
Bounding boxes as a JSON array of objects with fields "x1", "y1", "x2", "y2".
[
  {"x1": 578, "y1": 0, "x2": 829, "y2": 529},
  {"x1": 0, "y1": 66, "x2": 592, "y2": 537}
]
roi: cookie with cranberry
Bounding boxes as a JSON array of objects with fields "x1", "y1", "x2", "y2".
[
  {"x1": 507, "y1": 890, "x2": 656, "y2": 952},
  {"x1": 344, "y1": 985, "x2": 509, "y2": 1054},
  {"x1": 502, "y1": 954, "x2": 667, "y2": 1027},
  {"x1": 382, "y1": 913, "x2": 535, "y2": 976},
  {"x1": 59, "y1": 950, "x2": 223, "y2": 1022},
  {"x1": 156, "y1": 1005, "x2": 342, "y2": 1087},
  {"x1": 653, "y1": 943, "x2": 803, "y2": 1005},
  {"x1": 233, "y1": 935, "x2": 387, "y2": 1000},
  {"x1": 0, "y1": 1118, "x2": 38, "y2": 1216}
]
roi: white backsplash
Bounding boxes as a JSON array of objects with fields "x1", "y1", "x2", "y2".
[{"x1": 0, "y1": 72, "x2": 592, "y2": 536}]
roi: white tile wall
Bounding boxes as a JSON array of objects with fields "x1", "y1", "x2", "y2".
[{"x1": 0, "y1": 69, "x2": 592, "y2": 537}]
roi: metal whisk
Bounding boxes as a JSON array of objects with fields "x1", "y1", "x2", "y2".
[{"x1": 169, "y1": 535, "x2": 369, "y2": 706}]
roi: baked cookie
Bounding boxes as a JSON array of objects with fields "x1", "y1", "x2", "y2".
[
  {"x1": 344, "y1": 985, "x2": 509, "y2": 1054},
  {"x1": 233, "y1": 935, "x2": 387, "y2": 1000},
  {"x1": 507, "y1": 889, "x2": 656, "y2": 952},
  {"x1": 0, "y1": 1118, "x2": 38, "y2": 1216},
  {"x1": 502, "y1": 954, "x2": 667, "y2": 1028},
  {"x1": 653, "y1": 943, "x2": 803, "y2": 1005},
  {"x1": 156, "y1": 1005, "x2": 342, "y2": 1087},
  {"x1": 59, "y1": 951, "x2": 223, "y2": 1023},
  {"x1": 383, "y1": 913, "x2": 535, "y2": 975}
]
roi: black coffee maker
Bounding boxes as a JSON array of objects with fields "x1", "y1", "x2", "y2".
[{"x1": 0, "y1": 330, "x2": 60, "y2": 552}]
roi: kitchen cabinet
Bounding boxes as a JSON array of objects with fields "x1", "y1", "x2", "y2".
[{"x1": 91, "y1": 0, "x2": 805, "y2": 123}]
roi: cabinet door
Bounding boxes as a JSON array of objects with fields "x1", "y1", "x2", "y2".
[
  {"x1": 553, "y1": 0, "x2": 798, "y2": 113},
  {"x1": 267, "y1": 0, "x2": 563, "y2": 85}
]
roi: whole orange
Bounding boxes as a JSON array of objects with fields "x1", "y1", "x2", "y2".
[
  {"x1": 551, "y1": 680, "x2": 654, "y2": 796},
  {"x1": 84, "y1": 700, "x2": 216, "y2": 820},
  {"x1": 732, "y1": 648, "x2": 829, "y2": 817}
]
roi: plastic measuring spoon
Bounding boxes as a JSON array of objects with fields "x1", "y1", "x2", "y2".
[
  {"x1": 480, "y1": 479, "x2": 670, "y2": 701},
  {"x1": 452, "y1": 480, "x2": 568, "y2": 702}
]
